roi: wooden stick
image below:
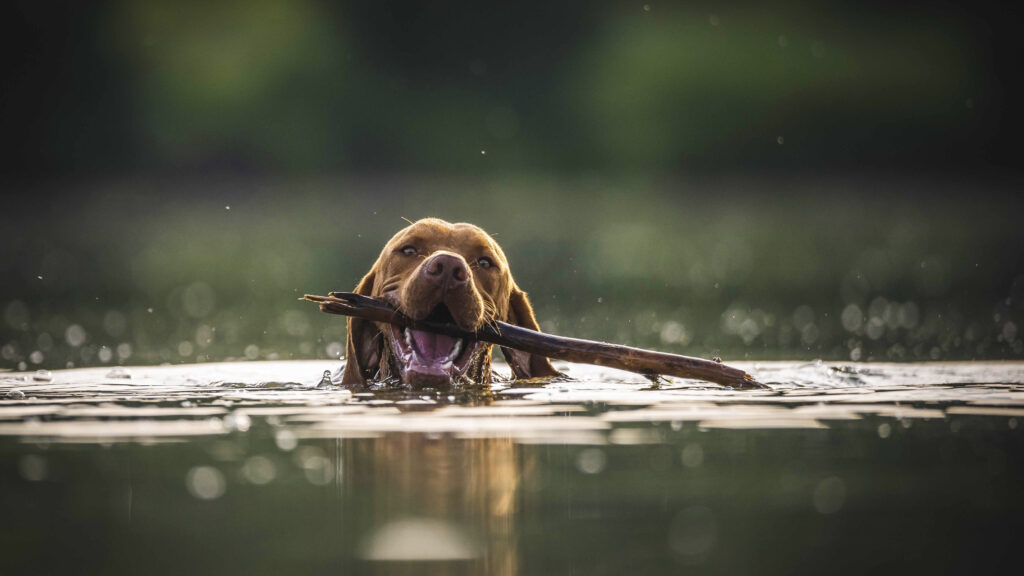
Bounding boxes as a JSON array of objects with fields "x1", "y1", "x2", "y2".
[{"x1": 301, "y1": 293, "x2": 767, "y2": 389}]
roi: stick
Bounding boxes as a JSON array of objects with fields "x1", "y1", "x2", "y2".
[{"x1": 301, "y1": 293, "x2": 767, "y2": 389}]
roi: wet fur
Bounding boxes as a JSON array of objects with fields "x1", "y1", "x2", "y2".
[{"x1": 342, "y1": 218, "x2": 558, "y2": 387}]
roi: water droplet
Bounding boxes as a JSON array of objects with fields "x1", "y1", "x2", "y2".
[
  {"x1": 274, "y1": 429, "x2": 298, "y2": 451},
  {"x1": 318, "y1": 370, "x2": 333, "y2": 387},
  {"x1": 866, "y1": 317, "x2": 886, "y2": 340},
  {"x1": 6, "y1": 389, "x2": 26, "y2": 399},
  {"x1": 324, "y1": 341, "x2": 343, "y2": 359},
  {"x1": 296, "y1": 446, "x2": 334, "y2": 485},
  {"x1": 841, "y1": 304, "x2": 863, "y2": 331},
  {"x1": 65, "y1": 324, "x2": 87, "y2": 347},
  {"x1": 877, "y1": 422, "x2": 891, "y2": 438},
  {"x1": 106, "y1": 366, "x2": 132, "y2": 379},
  {"x1": 224, "y1": 411, "x2": 251, "y2": 432},
  {"x1": 186, "y1": 466, "x2": 226, "y2": 500},
  {"x1": 32, "y1": 370, "x2": 53, "y2": 382},
  {"x1": 244, "y1": 344, "x2": 260, "y2": 360},
  {"x1": 575, "y1": 448, "x2": 607, "y2": 474},
  {"x1": 241, "y1": 456, "x2": 276, "y2": 485},
  {"x1": 660, "y1": 320, "x2": 690, "y2": 345}
]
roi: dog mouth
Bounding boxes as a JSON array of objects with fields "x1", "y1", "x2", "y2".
[{"x1": 387, "y1": 303, "x2": 480, "y2": 387}]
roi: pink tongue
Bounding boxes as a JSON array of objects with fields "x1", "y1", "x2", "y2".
[{"x1": 410, "y1": 330, "x2": 457, "y2": 361}]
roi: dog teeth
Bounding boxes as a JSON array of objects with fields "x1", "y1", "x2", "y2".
[
  {"x1": 404, "y1": 328, "x2": 413, "y2": 348},
  {"x1": 451, "y1": 338, "x2": 463, "y2": 359}
]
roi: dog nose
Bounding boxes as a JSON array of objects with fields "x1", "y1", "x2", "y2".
[{"x1": 423, "y1": 254, "x2": 469, "y2": 288}]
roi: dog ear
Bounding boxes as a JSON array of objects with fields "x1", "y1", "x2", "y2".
[
  {"x1": 500, "y1": 284, "x2": 561, "y2": 379},
  {"x1": 341, "y1": 269, "x2": 382, "y2": 386}
]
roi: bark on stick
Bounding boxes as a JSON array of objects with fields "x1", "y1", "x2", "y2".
[{"x1": 302, "y1": 292, "x2": 766, "y2": 389}]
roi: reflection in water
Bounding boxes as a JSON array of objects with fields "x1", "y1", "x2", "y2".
[
  {"x1": 356, "y1": 435, "x2": 520, "y2": 574},
  {"x1": 1, "y1": 360, "x2": 1023, "y2": 574}
]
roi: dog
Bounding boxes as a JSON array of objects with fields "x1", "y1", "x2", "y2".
[{"x1": 342, "y1": 218, "x2": 559, "y2": 388}]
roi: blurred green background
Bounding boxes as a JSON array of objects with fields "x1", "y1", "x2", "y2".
[{"x1": 1, "y1": 0, "x2": 1022, "y2": 370}]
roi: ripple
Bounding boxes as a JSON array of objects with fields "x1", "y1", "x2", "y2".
[{"x1": 0, "y1": 360, "x2": 1019, "y2": 443}]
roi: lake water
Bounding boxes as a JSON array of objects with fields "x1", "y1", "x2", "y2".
[{"x1": 2, "y1": 360, "x2": 1022, "y2": 574}]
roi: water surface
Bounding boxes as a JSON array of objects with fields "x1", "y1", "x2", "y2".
[{"x1": 2, "y1": 360, "x2": 1022, "y2": 574}]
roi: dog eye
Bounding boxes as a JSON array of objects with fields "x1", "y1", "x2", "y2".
[
  {"x1": 477, "y1": 257, "x2": 494, "y2": 269},
  {"x1": 400, "y1": 246, "x2": 417, "y2": 256}
]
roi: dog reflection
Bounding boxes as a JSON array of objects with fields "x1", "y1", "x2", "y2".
[{"x1": 349, "y1": 434, "x2": 524, "y2": 575}]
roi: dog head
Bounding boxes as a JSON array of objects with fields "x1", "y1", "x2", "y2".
[{"x1": 342, "y1": 218, "x2": 558, "y2": 387}]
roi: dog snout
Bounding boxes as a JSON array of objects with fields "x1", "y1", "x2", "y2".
[{"x1": 422, "y1": 253, "x2": 469, "y2": 290}]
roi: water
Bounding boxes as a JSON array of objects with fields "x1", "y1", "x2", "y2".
[
  {"x1": 4, "y1": 178, "x2": 1023, "y2": 374},
  {"x1": 2, "y1": 360, "x2": 1022, "y2": 574}
]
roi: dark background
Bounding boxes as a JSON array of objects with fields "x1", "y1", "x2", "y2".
[
  {"x1": 2, "y1": 0, "x2": 1022, "y2": 370},
  {"x1": 3, "y1": 0, "x2": 1024, "y2": 176}
]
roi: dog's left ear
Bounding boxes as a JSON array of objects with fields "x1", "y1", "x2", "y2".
[
  {"x1": 341, "y1": 269, "x2": 382, "y2": 386},
  {"x1": 501, "y1": 284, "x2": 561, "y2": 379}
]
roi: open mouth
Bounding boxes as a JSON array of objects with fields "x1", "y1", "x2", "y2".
[{"x1": 387, "y1": 303, "x2": 480, "y2": 387}]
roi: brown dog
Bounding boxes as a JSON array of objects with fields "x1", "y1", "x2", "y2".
[{"x1": 342, "y1": 218, "x2": 559, "y2": 387}]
